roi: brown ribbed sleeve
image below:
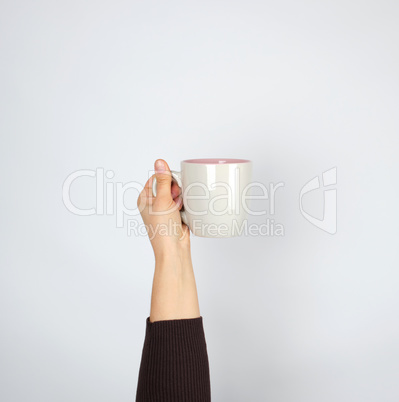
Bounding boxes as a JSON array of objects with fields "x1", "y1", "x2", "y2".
[{"x1": 136, "y1": 317, "x2": 211, "y2": 402}]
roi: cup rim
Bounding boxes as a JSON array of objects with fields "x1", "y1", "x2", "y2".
[{"x1": 182, "y1": 158, "x2": 251, "y2": 165}]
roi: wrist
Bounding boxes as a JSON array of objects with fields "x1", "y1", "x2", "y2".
[
  {"x1": 153, "y1": 236, "x2": 191, "y2": 262},
  {"x1": 155, "y1": 246, "x2": 192, "y2": 268}
]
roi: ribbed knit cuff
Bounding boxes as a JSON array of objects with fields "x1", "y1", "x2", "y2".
[{"x1": 136, "y1": 317, "x2": 211, "y2": 402}]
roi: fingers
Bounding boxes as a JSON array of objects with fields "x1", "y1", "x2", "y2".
[
  {"x1": 139, "y1": 175, "x2": 154, "y2": 199},
  {"x1": 174, "y1": 195, "x2": 183, "y2": 210},
  {"x1": 141, "y1": 174, "x2": 180, "y2": 200},
  {"x1": 137, "y1": 175, "x2": 154, "y2": 210},
  {"x1": 171, "y1": 180, "x2": 182, "y2": 210},
  {"x1": 171, "y1": 181, "x2": 181, "y2": 199},
  {"x1": 137, "y1": 159, "x2": 183, "y2": 214},
  {"x1": 139, "y1": 160, "x2": 183, "y2": 212},
  {"x1": 154, "y1": 159, "x2": 173, "y2": 200},
  {"x1": 144, "y1": 175, "x2": 154, "y2": 193}
]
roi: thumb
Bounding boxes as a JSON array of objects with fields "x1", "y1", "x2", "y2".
[{"x1": 154, "y1": 159, "x2": 172, "y2": 199}]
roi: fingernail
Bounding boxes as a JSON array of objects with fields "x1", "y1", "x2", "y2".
[{"x1": 155, "y1": 159, "x2": 165, "y2": 173}]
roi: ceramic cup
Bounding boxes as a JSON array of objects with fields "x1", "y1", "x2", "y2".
[{"x1": 152, "y1": 158, "x2": 252, "y2": 238}]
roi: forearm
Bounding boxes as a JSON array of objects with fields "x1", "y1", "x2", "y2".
[{"x1": 150, "y1": 247, "x2": 200, "y2": 322}]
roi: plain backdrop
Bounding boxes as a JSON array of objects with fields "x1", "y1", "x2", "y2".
[{"x1": 1, "y1": 1, "x2": 398, "y2": 401}]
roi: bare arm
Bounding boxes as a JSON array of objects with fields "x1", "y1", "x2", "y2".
[{"x1": 151, "y1": 248, "x2": 200, "y2": 322}]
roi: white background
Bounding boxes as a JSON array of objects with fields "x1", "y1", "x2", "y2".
[{"x1": 1, "y1": 1, "x2": 398, "y2": 401}]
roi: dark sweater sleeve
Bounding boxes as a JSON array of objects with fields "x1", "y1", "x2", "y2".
[{"x1": 136, "y1": 317, "x2": 211, "y2": 402}]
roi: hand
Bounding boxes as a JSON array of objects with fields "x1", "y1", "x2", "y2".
[{"x1": 137, "y1": 159, "x2": 190, "y2": 260}]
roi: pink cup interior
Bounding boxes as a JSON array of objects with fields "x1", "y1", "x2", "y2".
[{"x1": 182, "y1": 158, "x2": 250, "y2": 164}]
